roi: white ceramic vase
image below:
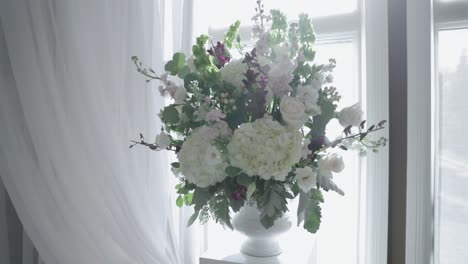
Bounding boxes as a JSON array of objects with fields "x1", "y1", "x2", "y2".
[{"x1": 232, "y1": 204, "x2": 292, "y2": 257}]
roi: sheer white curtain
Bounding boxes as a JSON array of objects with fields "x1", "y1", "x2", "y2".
[{"x1": 0, "y1": 0, "x2": 200, "y2": 263}]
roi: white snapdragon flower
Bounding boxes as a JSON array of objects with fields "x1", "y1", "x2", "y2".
[
  {"x1": 273, "y1": 45, "x2": 295, "y2": 70},
  {"x1": 318, "y1": 153, "x2": 345, "y2": 174},
  {"x1": 295, "y1": 167, "x2": 317, "y2": 193},
  {"x1": 155, "y1": 132, "x2": 171, "y2": 149},
  {"x1": 310, "y1": 72, "x2": 325, "y2": 90},
  {"x1": 267, "y1": 67, "x2": 293, "y2": 97},
  {"x1": 220, "y1": 59, "x2": 247, "y2": 91},
  {"x1": 255, "y1": 32, "x2": 271, "y2": 56},
  {"x1": 338, "y1": 103, "x2": 363, "y2": 127},
  {"x1": 178, "y1": 129, "x2": 228, "y2": 187},
  {"x1": 280, "y1": 96, "x2": 309, "y2": 129},
  {"x1": 227, "y1": 117, "x2": 302, "y2": 181},
  {"x1": 296, "y1": 84, "x2": 321, "y2": 116}
]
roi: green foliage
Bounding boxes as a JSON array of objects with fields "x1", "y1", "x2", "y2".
[
  {"x1": 161, "y1": 105, "x2": 180, "y2": 125},
  {"x1": 308, "y1": 90, "x2": 338, "y2": 137},
  {"x1": 176, "y1": 195, "x2": 184, "y2": 207},
  {"x1": 165, "y1": 53, "x2": 186, "y2": 75},
  {"x1": 298, "y1": 13, "x2": 316, "y2": 45},
  {"x1": 224, "y1": 21, "x2": 241, "y2": 49},
  {"x1": 257, "y1": 181, "x2": 293, "y2": 229},
  {"x1": 270, "y1": 9, "x2": 288, "y2": 44},
  {"x1": 192, "y1": 187, "x2": 211, "y2": 211},
  {"x1": 187, "y1": 210, "x2": 199, "y2": 226},
  {"x1": 236, "y1": 173, "x2": 254, "y2": 187},
  {"x1": 246, "y1": 182, "x2": 256, "y2": 200},
  {"x1": 225, "y1": 166, "x2": 242, "y2": 177},
  {"x1": 270, "y1": 9, "x2": 288, "y2": 32},
  {"x1": 187, "y1": 187, "x2": 212, "y2": 227},
  {"x1": 184, "y1": 193, "x2": 193, "y2": 205},
  {"x1": 192, "y1": 34, "x2": 218, "y2": 77},
  {"x1": 297, "y1": 189, "x2": 324, "y2": 234},
  {"x1": 210, "y1": 193, "x2": 233, "y2": 229}
]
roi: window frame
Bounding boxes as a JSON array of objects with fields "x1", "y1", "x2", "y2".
[
  {"x1": 204, "y1": 1, "x2": 390, "y2": 263},
  {"x1": 406, "y1": 1, "x2": 468, "y2": 264}
]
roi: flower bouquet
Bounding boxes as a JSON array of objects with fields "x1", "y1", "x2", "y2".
[{"x1": 130, "y1": 1, "x2": 387, "y2": 235}]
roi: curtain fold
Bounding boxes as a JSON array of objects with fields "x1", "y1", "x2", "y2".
[{"x1": 0, "y1": 0, "x2": 199, "y2": 263}]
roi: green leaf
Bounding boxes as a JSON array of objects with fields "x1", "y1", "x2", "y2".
[
  {"x1": 192, "y1": 187, "x2": 211, "y2": 211},
  {"x1": 304, "y1": 203, "x2": 321, "y2": 233},
  {"x1": 224, "y1": 21, "x2": 241, "y2": 49},
  {"x1": 165, "y1": 53, "x2": 186, "y2": 75},
  {"x1": 161, "y1": 105, "x2": 180, "y2": 124},
  {"x1": 187, "y1": 210, "x2": 200, "y2": 227},
  {"x1": 270, "y1": 9, "x2": 288, "y2": 31},
  {"x1": 297, "y1": 189, "x2": 324, "y2": 233},
  {"x1": 246, "y1": 182, "x2": 256, "y2": 200},
  {"x1": 176, "y1": 195, "x2": 184, "y2": 207},
  {"x1": 177, "y1": 65, "x2": 191, "y2": 79},
  {"x1": 298, "y1": 13, "x2": 316, "y2": 44},
  {"x1": 257, "y1": 182, "x2": 290, "y2": 229},
  {"x1": 184, "y1": 193, "x2": 193, "y2": 205},
  {"x1": 236, "y1": 173, "x2": 253, "y2": 187},
  {"x1": 210, "y1": 194, "x2": 233, "y2": 229},
  {"x1": 311, "y1": 189, "x2": 324, "y2": 203},
  {"x1": 225, "y1": 166, "x2": 242, "y2": 177},
  {"x1": 171, "y1": 162, "x2": 180, "y2": 168}
]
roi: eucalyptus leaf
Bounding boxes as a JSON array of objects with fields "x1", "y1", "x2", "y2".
[
  {"x1": 187, "y1": 210, "x2": 199, "y2": 227},
  {"x1": 176, "y1": 195, "x2": 183, "y2": 207}
]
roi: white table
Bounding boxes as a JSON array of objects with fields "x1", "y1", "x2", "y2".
[{"x1": 200, "y1": 226, "x2": 317, "y2": 264}]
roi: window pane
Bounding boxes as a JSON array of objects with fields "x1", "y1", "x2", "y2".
[
  {"x1": 206, "y1": 40, "x2": 360, "y2": 264},
  {"x1": 315, "y1": 41, "x2": 360, "y2": 264},
  {"x1": 436, "y1": 28, "x2": 468, "y2": 264},
  {"x1": 194, "y1": 0, "x2": 357, "y2": 31}
]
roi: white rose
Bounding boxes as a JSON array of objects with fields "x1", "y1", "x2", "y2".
[
  {"x1": 155, "y1": 132, "x2": 171, "y2": 149},
  {"x1": 318, "y1": 153, "x2": 345, "y2": 174},
  {"x1": 296, "y1": 167, "x2": 317, "y2": 193},
  {"x1": 280, "y1": 96, "x2": 309, "y2": 129},
  {"x1": 338, "y1": 103, "x2": 363, "y2": 127},
  {"x1": 296, "y1": 84, "x2": 321, "y2": 116}
]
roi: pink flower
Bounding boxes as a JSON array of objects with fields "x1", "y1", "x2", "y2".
[{"x1": 205, "y1": 109, "x2": 226, "y2": 122}]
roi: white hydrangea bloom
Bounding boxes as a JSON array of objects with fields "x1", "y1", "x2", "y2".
[
  {"x1": 220, "y1": 59, "x2": 247, "y2": 91},
  {"x1": 227, "y1": 117, "x2": 302, "y2": 181},
  {"x1": 178, "y1": 129, "x2": 228, "y2": 187}
]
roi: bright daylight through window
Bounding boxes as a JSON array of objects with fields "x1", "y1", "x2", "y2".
[
  {"x1": 435, "y1": 28, "x2": 468, "y2": 264},
  {"x1": 193, "y1": 1, "x2": 374, "y2": 263}
]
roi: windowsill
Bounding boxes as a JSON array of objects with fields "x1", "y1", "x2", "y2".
[{"x1": 200, "y1": 225, "x2": 317, "y2": 264}]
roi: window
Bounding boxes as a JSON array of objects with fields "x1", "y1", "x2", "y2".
[
  {"x1": 434, "y1": 5, "x2": 468, "y2": 264},
  {"x1": 193, "y1": 1, "x2": 389, "y2": 263},
  {"x1": 407, "y1": 0, "x2": 468, "y2": 263}
]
